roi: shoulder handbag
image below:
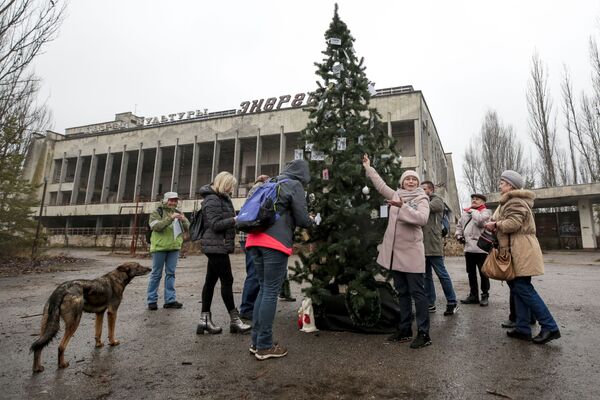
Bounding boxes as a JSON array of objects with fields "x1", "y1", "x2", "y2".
[
  {"x1": 477, "y1": 228, "x2": 498, "y2": 253},
  {"x1": 482, "y1": 234, "x2": 515, "y2": 281}
]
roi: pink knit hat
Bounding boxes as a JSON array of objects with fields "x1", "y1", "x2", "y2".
[{"x1": 399, "y1": 170, "x2": 420, "y2": 187}]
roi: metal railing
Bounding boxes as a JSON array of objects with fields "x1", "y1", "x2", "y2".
[{"x1": 47, "y1": 227, "x2": 149, "y2": 236}]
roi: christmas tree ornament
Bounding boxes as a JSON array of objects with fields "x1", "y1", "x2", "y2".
[
  {"x1": 308, "y1": 193, "x2": 316, "y2": 203},
  {"x1": 305, "y1": 142, "x2": 314, "y2": 152},
  {"x1": 368, "y1": 82, "x2": 377, "y2": 96},
  {"x1": 311, "y1": 151, "x2": 325, "y2": 161},
  {"x1": 328, "y1": 37, "x2": 342, "y2": 45},
  {"x1": 358, "y1": 135, "x2": 365, "y2": 145},
  {"x1": 314, "y1": 213, "x2": 322, "y2": 225},
  {"x1": 336, "y1": 137, "x2": 346, "y2": 151},
  {"x1": 332, "y1": 63, "x2": 344, "y2": 74},
  {"x1": 362, "y1": 186, "x2": 370, "y2": 195},
  {"x1": 322, "y1": 168, "x2": 329, "y2": 180},
  {"x1": 294, "y1": 149, "x2": 304, "y2": 160}
]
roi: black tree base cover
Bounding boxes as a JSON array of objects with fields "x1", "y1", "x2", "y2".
[{"x1": 314, "y1": 281, "x2": 401, "y2": 333}]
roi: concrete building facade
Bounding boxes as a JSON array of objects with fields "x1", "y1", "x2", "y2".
[{"x1": 23, "y1": 86, "x2": 460, "y2": 246}]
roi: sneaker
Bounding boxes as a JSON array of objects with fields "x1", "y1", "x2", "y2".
[
  {"x1": 148, "y1": 303, "x2": 158, "y2": 311},
  {"x1": 428, "y1": 304, "x2": 437, "y2": 313},
  {"x1": 410, "y1": 332, "x2": 432, "y2": 349},
  {"x1": 255, "y1": 344, "x2": 288, "y2": 360},
  {"x1": 501, "y1": 320, "x2": 516, "y2": 329},
  {"x1": 249, "y1": 344, "x2": 257, "y2": 354},
  {"x1": 163, "y1": 301, "x2": 183, "y2": 309},
  {"x1": 387, "y1": 330, "x2": 413, "y2": 343},
  {"x1": 443, "y1": 304, "x2": 459, "y2": 316},
  {"x1": 460, "y1": 295, "x2": 479, "y2": 304}
]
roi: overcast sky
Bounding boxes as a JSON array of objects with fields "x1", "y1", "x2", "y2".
[{"x1": 33, "y1": 0, "x2": 600, "y2": 190}]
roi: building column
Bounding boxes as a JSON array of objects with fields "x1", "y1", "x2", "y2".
[
  {"x1": 95, "y1": 216, "x2": 103, "y2": 235},
  {"x1": 56, "y1": 153, "x2": 68, "y2": 205},
  {"x1": 387, "y1": 112, "x2": 393, "y2": 138},
  {"x1": 116, "y1": 145, "x2": 129, "y2": 202},
  {"x1": 189, "y1": 136, "x2": 199, "y2": 199},
  {"x1": 233, "y1": 131, "x2": 241, "y2": 197},
  {"x1": 255, "y1": 129, "x2": 262, "y2": 177},
  {"x1": 70, "y1": 150, "x2": 83, "y2": 205},
  {"x1": 171, "y1": 138, "x2": 181, "y2": 192},
  {"x1": 211, "y1": 133, "x2": 220, "y2": 181},
  {"x1": 100, "y1": 147, "x2": 113, "y2": 203},
  {"x1": 279, "y1": 126, "x2": 286, "y2": 173},
  {"x1": 151, "y1": 141, "x2": 162, "y2": 201},
  {"x1": 85, "y1": 149, "x2": 98, "y2": 204},
  {"x1": 414, "y1": 119, "x2": 422, "y2": 177},
  {"x1": 578, "y1": 198, "x2": 598, "y2": 249},
  {"x1": 133, "y1": 143, "x2": 144, "y2": 201}
]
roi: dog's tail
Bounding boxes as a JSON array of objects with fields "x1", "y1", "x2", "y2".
[{"x1": 30, "y1": 285, "x2": 68, "y2": 353}]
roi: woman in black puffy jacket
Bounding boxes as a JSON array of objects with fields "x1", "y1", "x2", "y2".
[{"x1": 196, "y1": 172, "x2": 250, "y2": 335}]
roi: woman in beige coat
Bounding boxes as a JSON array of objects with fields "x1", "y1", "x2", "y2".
[
  {"x1": 484, "y1": 170, "x2": 560, "y2": 344},
  {"x1": 362, "y1": 154, "x2": 431, "y2": 349}
]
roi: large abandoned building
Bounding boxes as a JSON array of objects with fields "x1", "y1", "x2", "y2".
[{"x1": 23, "y1": 86, "x2": 460, "y2": 247}]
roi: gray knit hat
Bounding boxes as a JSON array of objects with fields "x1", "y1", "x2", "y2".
[{"x1": 500, "y1": 170, "x2": 524, "y2": 189}]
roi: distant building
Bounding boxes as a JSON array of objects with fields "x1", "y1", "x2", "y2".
[{"x1": 23, "y1": 86, "x2": 460, "y2": 247}]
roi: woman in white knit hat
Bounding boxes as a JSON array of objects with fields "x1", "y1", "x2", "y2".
[
  {"x1": 362, "y1": 154, "x2": 432, "y2": 349},
  {"x1": 484, "y1": 170, "x2": 560, "y2": 344}
]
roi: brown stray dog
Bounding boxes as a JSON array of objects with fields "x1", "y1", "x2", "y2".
[{"x1": 30, "y1": 262, "x2": 151, "y2": 372}]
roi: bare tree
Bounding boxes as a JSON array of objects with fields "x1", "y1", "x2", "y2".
[
  {"x1": 561, "y1": 66, "x2": 581, "y2": 184},
  {"x1": 0, "y1": 0, "x2": 66, "y2": 255},
  {"x1": 527, "y1": 52, "x2": 558, "y2": 187},
  {"x1": 463, "y1": 110, "x2": 529, "y2": 193}
]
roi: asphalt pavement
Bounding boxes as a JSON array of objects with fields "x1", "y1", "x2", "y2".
[{"x1": 1, "y1": 249, "x2": 599, "y2": 400}]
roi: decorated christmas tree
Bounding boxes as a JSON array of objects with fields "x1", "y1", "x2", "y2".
[{"x1": 292, "y1": 5, "x2": 403, "y2": 329}]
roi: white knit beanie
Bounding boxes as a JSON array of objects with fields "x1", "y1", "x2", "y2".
[{"x1": 399, "y1": 170, "x2": 420, "y2": 187}]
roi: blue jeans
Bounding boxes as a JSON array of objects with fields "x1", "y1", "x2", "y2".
[
  {"x1": 425, "y1": 256, "x2": 457, "y2": 306},
  {"x1": 248, "y1": 246, "x2": 288, "y2": 350},
  {"x1": 239, "y1": 241, "x2": 260, "y2": 316},
  {"x1": 147, "y1": 250, "x2": 179, "y2": 304},
  {"x1": 507, "y1": 277, "x2": 558, "y2": 335}
]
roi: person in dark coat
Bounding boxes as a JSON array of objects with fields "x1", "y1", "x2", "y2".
[
  {"x1": 196, "y1": 172, "x2": 251, "y2": 335},
  {"x1": 245, "y1": 160, "x2": 313, "y2": 360}
]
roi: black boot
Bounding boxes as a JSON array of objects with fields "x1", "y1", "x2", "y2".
[
  {"x1": 480, "y1": 293, "x2": 489, "y2": 307},
  {"x1": 278, "y1": 278, "x2": 296, "y2": 302},
  {"x1": 229, "y1": 309, "x2": 251, "y2": 334},
  {"x1": 196, "y1": 312, "x2": 222, "y2": 334},
  {"x1": 460, "y1": 294, "x2": 479, "y2": 304}
]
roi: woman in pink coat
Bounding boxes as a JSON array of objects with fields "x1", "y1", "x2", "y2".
[{"x1": 362, "y1": 154, "x2": 431, "y2": 349}]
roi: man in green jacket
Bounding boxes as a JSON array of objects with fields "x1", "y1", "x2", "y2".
[
  {"x1": 147, "y1": 192, "x2": 190, "y2": 310},
  {"x1": 421, "y1": 181, "x2": 459, "y2": 316}
]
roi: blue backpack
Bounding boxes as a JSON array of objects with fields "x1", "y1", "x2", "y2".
[{"x1": 236, "y1": 178, "x2": 289, "y2": 233}]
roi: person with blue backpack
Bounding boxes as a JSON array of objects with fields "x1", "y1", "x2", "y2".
[
  {"x1": 239, "y1": 174, "x2": 270, "y2": 320},
  {"x1": 243, "y1": 159, "x2": 313, "y2": 360}
]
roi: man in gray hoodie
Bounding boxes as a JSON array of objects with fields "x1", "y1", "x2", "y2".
[{"x1": 245, "y1": 160, "x2": 313, "y2": 360}]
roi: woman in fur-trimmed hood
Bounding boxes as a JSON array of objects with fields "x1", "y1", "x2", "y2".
[{"x1": 484, "y1": 170, "x2": 560, "y2": 345}]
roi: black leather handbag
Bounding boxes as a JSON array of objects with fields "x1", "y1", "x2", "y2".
[{"x1": 477, "y1": 229, "x2": 498, "y2": 253}]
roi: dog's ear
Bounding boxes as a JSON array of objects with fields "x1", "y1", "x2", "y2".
[{"x1": 117, "y1": 263, "x2": 132, "y2": 273}]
